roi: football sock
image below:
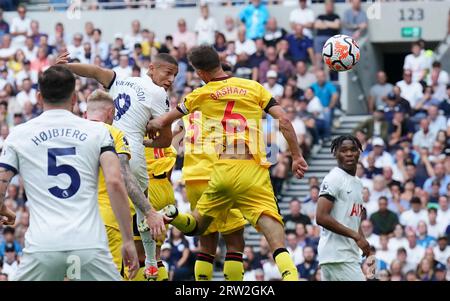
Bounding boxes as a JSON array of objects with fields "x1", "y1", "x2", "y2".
[
  {"x1": 273, "y1": 248, "x2": 299, "y2": 281},
  {"x1": 195, "y1": 252, "x2": 215, "y2": 281},
  {"x1": 170, "y1": 212, "x2": 197, "y2": 235},
  {"x1": 157, "y1": 261, "x2": 169, "y2": 281},
  {"x1": 224, "y1": 252, "x2": 244, "y2": 281},
  {"x1": 136, "y1": 208, "x2": 157, "y2": 268}
]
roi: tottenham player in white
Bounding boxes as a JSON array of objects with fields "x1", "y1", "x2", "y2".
[
  {"x1": 55, "y1": 52, "x2": 176, "y2": 279},
  {"x1": 0, "y1": 66, "x2": 139, "y2": 281},
  {"x1": 316, "y1": 135, "x2": 371, "y2": 281}
]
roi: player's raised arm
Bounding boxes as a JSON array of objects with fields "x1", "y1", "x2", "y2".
[
  {"x1": 100, "y1": 150, "x2": 139, "y2": 279},
  {"x1": 316, "y1": 197, "x2": 370, "y2": 257},
  {"x1": 55, "y1": 51, "x2": 115, "y2": 88},
  {"x1": 267, "y1": 104, "x2": 308, "y2": 179}
]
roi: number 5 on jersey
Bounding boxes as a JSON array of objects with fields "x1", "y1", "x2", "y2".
[{"x1": 48, "y1": 147, "x2": 81, "y2": 199}]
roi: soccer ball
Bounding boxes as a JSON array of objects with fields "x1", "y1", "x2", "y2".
[{"x1": 322, "y1": 35, "x2": 360, "y2": 72}]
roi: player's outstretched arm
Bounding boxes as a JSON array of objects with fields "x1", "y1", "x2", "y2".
[
  {"x1": 100, "y1": 151, "x2": 139, "y2": 279},
  {"x1": 268, "y1": 105, "x2": 308, "y2": 178},
  {"x1": 316, "y1": 196, "x2": 371, "y2": 257},
  {"x1": 55, "y1": 51, "x2": 115, "y2": 88},
  {"x1": 0, "y1": 167, "x2": 16, "y2": 225},
  {"x1": 146, "y1": 108, "x2": 185, "y2": 143},
  {"x1": 117, "y1": 153, "x2": 167, "y2": 239}
]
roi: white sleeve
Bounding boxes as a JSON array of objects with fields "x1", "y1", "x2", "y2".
[
  {"x1": 149, "y1": 88, "x2": 169, "y2": 118},
  {"x1": 319, "y1": 172, "x2": 340, "y2": 201},
  {"x1": 98, "y1": 126, "x2": 115, "y2": 154},
  {"x1": 403, "y1": 55, "x2": 411, "y2": 70},
  {"x1": 105, "y1": 71, "x2": 118, "y2": 94},
  {"x1": 0, "y1": 133, "x2": 19, "y2": 174}
]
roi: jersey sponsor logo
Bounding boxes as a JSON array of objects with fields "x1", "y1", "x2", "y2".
[{"x1": 349, "y1": 203, "x2": 364, "y2": 217}]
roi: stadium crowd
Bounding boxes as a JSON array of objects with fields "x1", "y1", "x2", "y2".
[{"x1": 0, "y1": 0, "x2": 449, "y2": 281}]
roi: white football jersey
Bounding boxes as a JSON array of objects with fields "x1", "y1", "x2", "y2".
[
  {"x1": 317, "y1": 167, "x2": 364, "y2": 265},
  {"x1": 0, "y1": 110, "x2": 114, "y2": 253},
  {"x1": 108, "y1": 73, "x2": 169, "y2": 190}
]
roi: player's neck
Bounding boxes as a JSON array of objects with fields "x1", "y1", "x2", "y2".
[
  {"x1": 338, "y1": 165, "x2": 356, "y2": 176},
  {"x1": 43, "y1": 104, "x2": 73, "y2": 112}
]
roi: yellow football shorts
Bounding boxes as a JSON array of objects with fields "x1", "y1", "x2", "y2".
[
  {"x1": 196, "y1": 159, "x2": 283, "y2": 231},
  {"x1": 186, "y1": 179, "x2": 247, "y2": 235}
]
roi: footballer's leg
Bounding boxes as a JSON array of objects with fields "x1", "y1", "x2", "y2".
[
  {"x1": 195, "y1": 232, "x2": 219, "y2": 281},
  {"x1": 222, "y1": 227, "x2": 245, "y2": 281}
]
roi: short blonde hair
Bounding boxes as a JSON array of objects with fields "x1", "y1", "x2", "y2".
[{"x1": 87, "y1": 89, "x2": 113, "y2": 104}]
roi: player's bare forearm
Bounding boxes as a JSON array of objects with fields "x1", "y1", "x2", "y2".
[
  {"x1": 147, "y1": 109, "x2": 184, "y2": 140},
  {"x1": 316, "y1": 197, "x2": 360, "y2": 241},
  {"x1": 66, "y1": 63, "x2": 114, "y2": 88},
  {"x1": 56, "y1": 51, "x2": 114, "y2": 88},
  {"x1": 100, "y1": 152, "x2": 133, "y2": 243},
  {"x1": 118, "y1": 154, "x2": 152, "y2": 216},
  {"x1": 0, "y1": 167, "x2": 14, "y2": 211}
]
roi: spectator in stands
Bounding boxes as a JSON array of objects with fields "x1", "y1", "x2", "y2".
[
  {"x1": 364, "y1": 138, "x2": 393, "y2": 169},
  {"x1": 376, "y1": 235, "x2": 396, "y2": 267},
  {"x1": 396, "y1": 69, "x2": 424, "y2": 109},
  {"x1": 15, "y1": 59, "x2": 37, "y2": 88},
  {"x1": 311, "y1": 69, "x2": 338, "y2": 141},
  {"x1": 0, "y1": 9, "x2": 9, "y2": 40},
  {"x1": 296, "y1": 246, "x2": 318, "y2": 281},
  {"x1": 195, "y1": 4, "x2": 218, "y2": 46},
  {"x1": 263, "y1": 17, "x2": 286, "y2": 48},
  {"x1": 362, "y1": 188, "x2": 377, "y2": 217},
  {"x1": 90, "y1": 28, "x2": 108, "y2": 62},
  {"x1": 223, "y1": 16, "x2": 238, "y2": 43},
  {"x1": 48, "y1": 22, "x2": 68, "y2": 50},
  {"x1": 354, "y1": 108, "x2": 389, "y2": 143},
  {"x1": 368, "y1": 71, "x2": 393, "y2": 114},
  {"x1": 404, "y1": 230, "x2": 426, "y2": 268},
  {"x1": 233, "y1": 52, "x2": 253, "y2": 80},
  {"x1": 1, "y1": 243, "x2": 18, "y2": 280},
  {"x1": 239, "y1": 0, "x2": 269, "y2": 40},
  {"x1": 248, "y1": 38, "x2": 265, "y2": 77},
  {"x1": 29, "y1": 20, "x2": 44, "y2": 46},
  {"x1": 423, "y1": 163, "x2": 449, "y2": 197},
  {"x1": 389, "y1": 260, "x2": 403, "y2": 281},
  {"x1": 284, "y1": 199, "x2": 312, "y2": 234},
  {"x1": 124, "y1": 20, "x2": 143, "y2": 51},
  {"x1": 289, "y1": 0, "x2": 315, "y2": 39},
  {"x1": 388, "y1": 111, "x2": 414, "y2": 149},
  {"x1": 433, "y1": 236, "x2": 450, "y2": 265},
  {"x1": 168, "y1": 227, "x2": 194, "y2": 281},
  {"x1": 413, "y1": 119, "x2": 437, "y2": 152},
  {"x1": 0, "y1": 34, "x2": 15, "y2": 59},
  {"x1": 400, "y1": 197, "x2": 428, "y2": 230},
  {"x1": 313, "y1": 0, "x2": 340, "y2": 68},
  {"x1": 370, "y1": 196, "x2": 399, "y2": 235},
  {"x1": 257, "y1": 45, "x2": 294, "y2": 84},
  {"x1": 173, "y1": 18, "x2": 196, "y2": 50},
  {"x1": 112, "y1": 54, "x2": 132, "y2": 78},
  {"x1": 416, "y1": 221, "x2": 437, "y2": 248},
  {"x1": 428, "y1": 141, "x2": 446, "y2": 165},
  {"x1": 16, "y1": 78, "x2": 37, "y2": 109},
  {"x1": 10, "y1": 4, "x2": 31, "y2": 47},
  {"x1": 284, "y1": 24, "x2": 314, "y2": 64},
  {"x1": 434, "y1": 262, "x2": 447, "y2": 281},
  {"x1": 388, "y1": 183, "x2": 410, "y2": 216},
  {"x1": 235, "y1": 26, "x2": 257, "y2": 56},
  {"x1": 428, "y1": 104, "x2": 447, "y2": 134},
  {"x1": 0, "y1": 227, "x2": 22, "y2": 258},
  {"x1": 404, "y1": 41, "x2": 429, "y2": 84},
  {"x1": 428, "y1": 61, "x2": 449, "y2": 101},
  {"x1": 301, "y1": 185, "x2": 319, "y2": 222},
  {"x1": 416, "y1": 258, "x2": 435, "y2": 281},
  {"x1": 295, "y1": 60, "x2": 315, "y2": 91},
  {"x1": 286, "y1": 232, "x2": 304, "y2": 266},
  {"x1": 341, "y1": 0, "x2": 368, "y2": 40},
  {"x1": 361, "y1": 220, "x2": 380, "y2": 249},
  {"x1": 67, "y1": 33, "x2": 84, "y2": 62},
  {"x1": 263, "y1": 70, "x2": 284, "y2": 99},
  {"x1": 389, "y1": 224, "x2": 409, "y2": 252},
  {"x1": 437, "y1": 195, "x2": 450, "y2": 226},
  {"x1": 414, "y1": 86, "x2": 441, "y2": 119},
  {"x1": 22, "y1": 36, "x2": 37, "y2": 62},
  {"x1": 427, "y1": 208, "x2": 446, "y2": 239}
]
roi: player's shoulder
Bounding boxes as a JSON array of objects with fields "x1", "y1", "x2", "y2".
[{"x1": 322, "y1": 167, "x2": 344, "y2": 186}]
